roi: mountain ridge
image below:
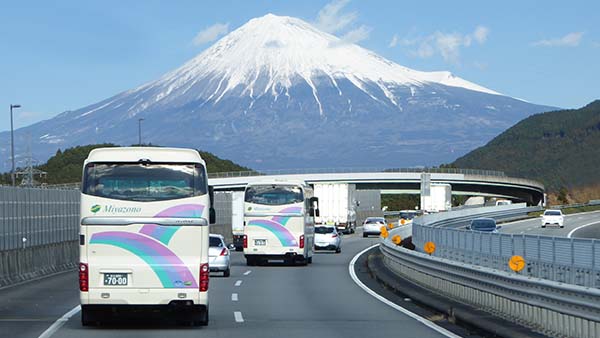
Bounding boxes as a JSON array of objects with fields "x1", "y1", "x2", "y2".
[{"x1": 0, "y1": 13, "x2": 555, "y2": 172}]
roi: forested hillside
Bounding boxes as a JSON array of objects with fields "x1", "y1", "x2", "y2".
[{"x1": 453, "y1": 100, "x2": 600, "y2": 193}]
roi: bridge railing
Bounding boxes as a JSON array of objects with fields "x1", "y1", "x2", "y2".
[
  {"x1": 207, "y1": 167, "x2": 508, "y2": 178},
  {"x1": 381, "y1": 205, "x2": 600, "y2": 338}
]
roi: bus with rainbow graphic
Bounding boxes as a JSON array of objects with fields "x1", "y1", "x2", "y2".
[
  {"x1": 243, "y1": 180, "x2": 319, "y2": 266},
  {"x1": 79, "y1": 147, "x2": 215, "y2": 326}
]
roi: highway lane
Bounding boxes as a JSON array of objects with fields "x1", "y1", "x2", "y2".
[
  {"x1": 2, "y1": 230, "x2": 455, "y2": 338},
  {"x1": 499, "y1": 210, "x2": 600, "y2": 238}
]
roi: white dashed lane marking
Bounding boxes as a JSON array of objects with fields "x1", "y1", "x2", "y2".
[{"x1": 235, "y1": 280, "x2": 242, "y2": 287}]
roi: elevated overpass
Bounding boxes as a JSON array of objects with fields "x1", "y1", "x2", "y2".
[{"x1": 208, "y1": 168, "x2": 545, "y2": 205}]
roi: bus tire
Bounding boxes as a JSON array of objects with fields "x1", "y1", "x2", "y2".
[
  {"x1": 81, "y1": 306, "x2": 96, "y2": 326},
  {"x1": 192, "y1": 307, "x2": 209, "y2": 326}
]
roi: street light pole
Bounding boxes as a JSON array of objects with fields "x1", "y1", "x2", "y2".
[
  {"x1": 138, "y1": 118, "x2": 144, "y2": 146},
  {"x1": 10, "y1": 104, "x2": 21, "y2": 186}
]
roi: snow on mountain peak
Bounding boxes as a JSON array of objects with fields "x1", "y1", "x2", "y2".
[{"x1": 140, "y1": 13, "x2": 500, "y2": 113}]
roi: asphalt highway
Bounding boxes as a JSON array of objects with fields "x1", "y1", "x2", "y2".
[
  {"x1": 499, "y1": 210, "x2": 600, "y2": 238},
  {"x1": 0, "y1": 229, "x2": 458, "y2": 338}
]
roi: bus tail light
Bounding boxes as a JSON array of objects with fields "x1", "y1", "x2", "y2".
[
  {"x1": 243, "y1": 235, "x2": 248, "y2": 248},
  {"x1": 299, "y1": 235, "x2": 305, "y2": 249},
  {"x1": 79, "y1": 263, "x2": 89, "y2": 292},
  {"x1": 199, "y1": 263, "x2": 209, "y2": 292}
]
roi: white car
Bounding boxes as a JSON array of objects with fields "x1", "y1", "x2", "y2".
[
  {"x1": 363, "y1": 217, "x2": 386, "y2": 237},
  {"x1": 541, "y1": 209, "x2": 564, "y2": 228},
  {"x1": 314, "y1": 225, "x2": 341, "y2": 253}
]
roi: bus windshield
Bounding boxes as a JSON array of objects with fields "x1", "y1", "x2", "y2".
[
  {"x1": 245, "y1": 185, "x2": 303, "y2": 206},
  {"x1": 82, "y1": 162, "x2": 207, "y2": 202}
]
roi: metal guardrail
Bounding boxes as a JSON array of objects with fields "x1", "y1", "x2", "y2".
[
  {"x1": 381, "y1": 205, "x2": 600, "y2": 338},
  {"x1": 411, "y1": 205, "x2": 600, "y2": 288},
  {"x1": 207, "y1": 167, "x2": 508, "y2": 178}
]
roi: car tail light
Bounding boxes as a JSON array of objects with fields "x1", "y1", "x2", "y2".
[
  {"x1": 243, "y1": 235, "x2": 248, "y2": 248},
  {"x1": 199, "y1": 263, "x2": 209, "y2": 292},
  {"x1": 299, "y1": 235, "x2": 305, "y2": 249},
  {"x1": 79, "y1": 263, "x2": 88, "y2": 292},
  {"x1": 332, "y1": 234, "x2": 338, "y2": 238},
  {"x1": 220, "y1": 248, "x2": 228, "y2": 256}
]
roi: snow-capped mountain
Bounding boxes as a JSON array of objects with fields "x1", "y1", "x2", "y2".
[{"x1": 0, "y1": 14, "x2": 554, "y2": 172}]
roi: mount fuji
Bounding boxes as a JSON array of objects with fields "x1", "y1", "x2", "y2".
[{"x1": 0, "y1": 14, "x2": 555, "y2": 172}]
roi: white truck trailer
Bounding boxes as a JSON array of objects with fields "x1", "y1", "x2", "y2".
[
  {"x1": 231, "y1": 191, "x2": 245, "y2": 251},
  {"x1": 420, "y1": 183, "x2": 452, "y2": 213},
  {"x1": 313, "y1": 183, "x2": 357, "y2": 234}
]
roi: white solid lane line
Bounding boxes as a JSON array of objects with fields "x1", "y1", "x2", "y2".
[
  {"x1": 234, "y1": 311, "x2": 244, "y2": 323},
  {"x1": 232, "y1": 293, "x2": 238, "y2": 301},
  {"x1": 235, "y1": 280, "x2": 243, "y2": 286},
  {"x1": 349, "y1": 244, "x2": 461, "y2": 338},
  {"x1": 243, "y1": 270, "x2": 252, "y2": 276},
  {"x1": 567, "y1": 221, "x2": 600, "y2": 238},
  {"x1": 38, "y1": 305, "x2": 80, "y2": 338}
]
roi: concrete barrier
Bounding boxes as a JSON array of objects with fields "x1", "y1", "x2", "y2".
[{"x1": 0, "y1": 240, "x2": 78, "y2": 288}]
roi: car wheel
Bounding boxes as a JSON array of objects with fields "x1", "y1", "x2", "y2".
[
  {"x1": 224, "y1": 268, "x2": 230, "y2": 277},
  {"x1": 307, "y1": 256, "x2": 313, "y2": 264},
  {"x1": 335, "y1": 247, "x2": 341, "y2": 254},
  {"x1": 560, "y1": 225, "x2": 564, "y2": 228},
  {"x1": 363, "y1": 233, "x2": 367, "y2": 238},
  {"x1": 541, "y1": 225, "x2": 546, "y2": 228}
]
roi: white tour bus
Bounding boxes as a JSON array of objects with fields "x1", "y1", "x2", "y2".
[
  {"x1": 79, "y1": 147, "x2": 215, "y2": 326},
  {"x1": 243, "y1": 180, "x2": 319, "y2": 266}
]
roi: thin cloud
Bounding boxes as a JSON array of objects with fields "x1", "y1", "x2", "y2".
[
  {"x1": 394, "y1": 25, "x2": 490, "y2": 64},
  {"x1": 389, "y1": 34, "x2": 399, "y2": 48},
  {"x1": 341, "y1": 25, "x2": 371, "y2": 44},
  {"x1": 532, "y1": 32, "x2": 584, "y2": 47},
  {"x1": 315, "y1": 0, "x2": 357, "y2": 34},
  {"x1": 192, "y1": 22, "x2": 229, "y2": 46}
]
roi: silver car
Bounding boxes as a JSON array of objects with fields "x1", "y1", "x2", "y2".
[
  {"x1": 209, "y1": 234, "x2": 231, "y2": 277},
  {"x1": 363, "y1": 217, "x2": 386, "y2": 237},
  {"x1": 314, "y1": 225, "x2": 342, "y2": 253}
]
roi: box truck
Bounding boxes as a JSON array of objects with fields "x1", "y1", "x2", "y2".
[
  {"x1": 231, "y1": 191, "x2": 245, "y2": 251},
  {"x1": 420, "y1": 183, "x2": 452, "y2": 213},
  {"x1": 313, "y1": 183, "x2": 357, "y2": 234}
]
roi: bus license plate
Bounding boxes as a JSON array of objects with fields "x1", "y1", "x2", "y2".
[
  {"x1": 255, "y1": 239, "x2": 266, "y2": 246},
  {"x1": 104, "y1": 273, "x2": 128, "y2": 286}
]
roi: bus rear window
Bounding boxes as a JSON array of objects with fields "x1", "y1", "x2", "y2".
[
  {"x1": 83, "y1": 163, "x2": 207, "y2": 201},
  {"x1": 244, "y1": 185, "x2": 303, "y2": 206}
]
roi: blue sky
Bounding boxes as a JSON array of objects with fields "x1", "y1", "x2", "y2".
[{"x1": 1, "y1": 0, "x2": 598, "y2": 132}]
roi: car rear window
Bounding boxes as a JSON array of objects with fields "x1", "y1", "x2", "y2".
[
  {"x1": 470, "y1": 219, "x2": 496, "y2": 231},
  {"x1": 544, "y1": 211, "x2": 561, "y2": 216},
  {"x1": 366, "y1": 218, "x2": 385, "y2": 224},
  {"x1": 209, "y1": 237, "x2": 223, "y2": 247},
  {"x1": 315, "y1": 226, "x2": 335, "y2": 234}
]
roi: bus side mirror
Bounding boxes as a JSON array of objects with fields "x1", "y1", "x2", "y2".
[{"x1": 209, "y1": 185, "x2": 216, "y2": 224}]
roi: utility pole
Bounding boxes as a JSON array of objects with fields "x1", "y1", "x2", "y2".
[
  {"x1": 10, "y1": 104, "x2": 21, "y2": 186},
  {"x1": 138, "y1": 118, "x2": 144, "y2": 146}
]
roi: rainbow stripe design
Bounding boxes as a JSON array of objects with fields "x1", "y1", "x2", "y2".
[
  {"x1": 90, "y1": 231, "x2": 198, "y2": 288},
  {"x1": 271, "y1": 206, "x2": 302, "y2": 226},
  {"x1": 247, "y1": 206, "x2": 303, "y2": 247},
  {"x1": 247, "y1": 219, "x2": 298, "y2": 247},
  {"x1": 140, "y1": 204, "x2": 205, "y2": 245},
  {"x1": 89, "y1": 204, "x2": 206, "y2": 288}
]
